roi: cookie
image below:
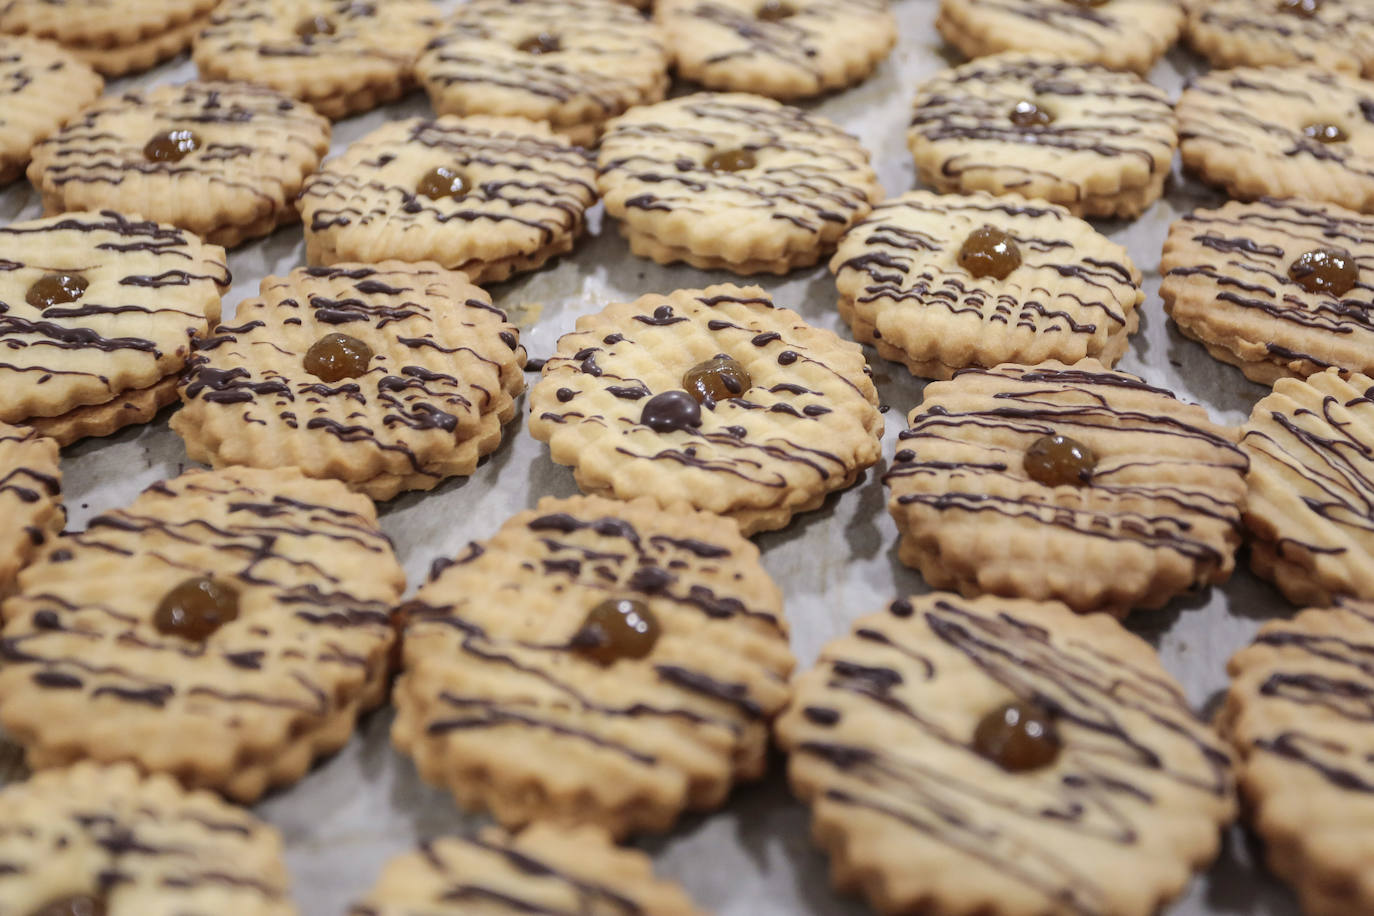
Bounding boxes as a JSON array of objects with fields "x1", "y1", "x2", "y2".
[
  {"x1": 907, "y1": 54, "x2": 1178, "y2": 220},
  {"x1": 935, "y1": 0, "x2": 1184, "y2": 74},
  {"x1": 27, "y1": 81, "x2": 331, "y2": 248},
  {"x1": 0, "y1": 423, "x2": 61, "y2": 599},
  {"x1": 414, "y1": 0, "x2": 669, "y2": 147},
  {"x1": 655, "y1": 0, "x2": 896, "y2": 100},
  {"x1": 0, "y1": 210, "x2": 229, "y2": 445},
  {"x1": 298, "y1": 116, "x2": 598, "y2": 285},
  {"x1": 0, "y1": 0, "x2": 218, "y2": 75},
  {"x1": 1220, "y1": 599, "x2": 1374, "y2": 916},
  {"x1": 1177, "y1": 66, "x2": 1374, "y2": 214},
  {"x1": 0, "y1": 465, "x2": 405, "y2": 802},
  {"x1": 527, "y1": 284, "x2": 884, "y2": 535},
  {"x1": 1186, "y1": 0, "x2": 1374, "y2": 79},
  {"x1": 391, "y1": 494, "x2": 794, "y2": 838},
  {"x1": 0, "y1": 761, "x2": 295, "y2": 914},
  {"x1": 775, "y1": 592, "x2": 1237, "y2": 916},
  {"x1": 66, "y1": 11, "x2": 210, "y2": 76},
  {"x1": 193, "y1": 0, "x2": 443, "y2": 120},
  {"x1": 173, "y1": 262, "x2": 527, "y2": 502},
  {"x1": 831, "y1": 191, "x2": 1144, "y2": 379},
  {"x1": 597, "y1": 92, "x2": 883, "y2": 274},
  {"x1": 1240, "y1": 367, "x2": 1374, "y2": 606},
  {"x1": 885, "y1": 360, "x2": 1249, "y2": 616},
  {"x1": 1160, "y1": 197, "x2": 1374, "y2": 384},
  {"x1": 349, "y1": 824, "x2": 705, "y2": 915},
  {"x1": 0, "y1": 36, "x2": 102, "y2": 186}
]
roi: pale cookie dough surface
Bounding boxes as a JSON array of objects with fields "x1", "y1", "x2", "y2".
[
  {"x1": 0, "y1": 36, "x2": 101, "y2": 185},
  {"x1": 1186, "y1": 0, "x2": 1374, "y2": 78},
  {"x1": 830, "y1": 191, "x2": 1143, "y2": 378},
  {"x1": 0, "y1": 0, "x2": 218, "y2": 48},
  {"x1": 0, "y1": 423, "x2": 61, "y2": 599},
  {"x1": 392, "y1": 494, "x2": 794, "y2": 839}
]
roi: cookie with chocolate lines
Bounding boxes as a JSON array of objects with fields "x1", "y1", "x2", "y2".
[
  {"x1": 391, "y1": 494, "x2": 794, "y2": 838},
  {"x1": 0, "y1": 761, "x2": 295, "y2": 915},
  {"x1": 527, "y1": 284, "x2": 883, "y2": 535},
  {"x1": 907, "y1": 54, "x2": 1178, "y2": 220},
  {"x1": 1186, "y1": 0, "x2": 1374, "y2": 79},
  {"x1": 414, "y1": 0, "x2": 668, "y2": 148},
  {"x1": 830, "y1": 191, "x2": 1143, "y2": 379},
  {"x1": 597, "y1": 93, "x2": 882, "y2": 274},
  {"x1": 173, "y1": 262, "x2": 527, "y2": 502},
  {"x1": 885, "y1": 360, "x2": 1249, "y2": 616},
  {"x1": 0, "y1": 423, "x2": 61, "y2": 600},
  {"x1": 0, "y1": 0, "x2": 218, "y2": 76},
  {"x1": 0, "y1": 210, "x2": 229, "y2": 446},
  {"x1": 775, "y1": 592, "x2": 1236, "y2": 916},
  {"x1": 0, "y1": 36, "x2": 101, "y2": 186},
  {"x1": 28, "y1": 81, "x2": 331, "y2": 248},
  {"x1": 193, "y1": 0, "x2": 442, "y2": 120},
  {"x1": 1177, "y1": 67, "x2": 1374, "y2": 214},
  {"x1": 655, "y1": 0, "x2": 896, "y2": 101},
  {"x1": 298, "y1": 116, "x2": 597, "y2": 285},
  {"x1": 0, "y1": 466, "x2": 405, "y2": 802}
]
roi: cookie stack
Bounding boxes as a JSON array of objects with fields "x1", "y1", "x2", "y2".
[{"x1": 0, "y1": 0, "x2": 219, "y2": 76}]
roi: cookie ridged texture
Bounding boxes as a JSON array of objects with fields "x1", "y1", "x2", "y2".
[
  {"x1": 0, "y1": 423, "x2": 61, "y2": 599},
  {"x1": 1178, "y1": 67, "x2": 1374, "y2": 214},
  {"x1": 193, "y1": 0, "x2": 443, "y2": 119},
  {"x1": 0, "y1": 0, "x2": 218, "y2": 47},
  {"x1": 0, "y1": 210, "x2": 228, "y2": 424},
  {"x1": 1161, "y1": 197, "x2": 1374, "y2": 384},
  {"x1": 656, "y1": 0, "x2": 896, "y2": 100},
  {"x1": 885, "y1": 360, "x2": 1249, "y2": 616},
  {"x1": 0, "y1": 466, "x2": 406, "y2": 802},
  {"x1": 27, "y1": 81, "x2": 331, "y2": 248},
  {"x1": 392, "y1": 494, "x2": 794, "y2": 839},
  {"x1": 0, "y1": 36, "x2": 102, "y2": 184},
  {"x1": 299, "y1": 117, "x2": 598, "y2": 285},
  {"x1": 830, "y1": 191, "x2": 1143, "y2": 379},
  {"x1": 598, "y1": 93, "x2": 883, "y2": 274},
  {"x1": 1220, "y1": 600, "x2": 1374, "y2": 916},
  {"x1": 1185, "y1": 0, "x2": 1374, "y2": 78},
  {"x1": 775, "y1": 592, "x2": 1236, "y2": 916},
  {"x1": 907, "y1": 54, "x2": 1178, "y2": 219},
  {"x1": 68, "y1": 10, "x2": 208, "y2": 77},
  {"x1": 527, "y1": 284, "x2": 883, "y2": 534},
  {"x1": 349, "y1": 824, "x2": 706, "y2": 915},
  {"x1": 173, "y1": 262, "x2": 526, "y2": 502}
]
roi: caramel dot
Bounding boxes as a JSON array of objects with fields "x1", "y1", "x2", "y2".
[
  {"x1": 958, "y1": 225, "x2": 1022, "y2": 280},
  {"x1": 1024, "y1": 434, "x2": 1096, "y2": 487},
  {"x1": 27, "y1": 896, "x2": 105, "y2": 916},
  {"x1": 304, "y1": 333, "x2": 373, "y2": 382},
  {"x1": 573, "y1": 598, "x2": 660, "y2": 664},
  {"x1": 1289, "y1": 248, "x2": 1358, "y2": 296},
  {"x1": 1009, "y1": 99, "x2": 1054, "y2": 128},
  {"x1": 25, "y1": 272, "x2": 88, "y2": 308},
  {"x1": 296, "y1": 14, "x2": 335, "y2": 37},
  {"x1": 705, "y1": 148, "x2": 757, "y2": 172},
  {"x1": 518, "y1": 32, "x2": 561, "y2": 54},
  {"x1": 416, "y1": 165, "x2": 471, "y2": 200},
  {"x1": 1063, "y1": 0, "x2": 1109, "y2": 6},
  {"x1": 143, "y1": 129, "x2": 200, "y2": 163},
  {"x1": 1302, "y1": 122, "x2": 1348, "y2": 143},
  {"x1": 757, "y1": 0, "x2": 796, "y2": 19},
  {"x1": 973, "y1": 700, "x2": 1061, "y2": 772},
  {"x1": 640, "y1": 390, "x2": 702, "y2": 433},
  {"x1": 1278, "y1": 0, "x2": 1321, "y2": 15},
  {"x1": 683, "y1": 355, "x2": 752, "y2": 405},
  {"x1": 154, "y1": 577, "x2": 240, "y2": 642}
]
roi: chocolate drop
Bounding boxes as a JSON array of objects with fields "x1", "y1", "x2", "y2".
[
  {"x1": 518, "y1": 32, "x2": 561, "y2": 54},
  {"x1": 1009, "y1": 100, "x2": 1054, "y2": 128},
  {"x1": 1302, "y1": 122, "x2": 1348, "y2": 143},
  {"x1": 25, "y1": 272, "x2": 88, "y2": 308},
  {"x1": 1024, "y1": 434, "x2": 1096, "y2": 487},
  {"x1": 573, "y1": 598, "x2": 660, "y2": 664},
  {"x1": 144, "y1": 129, "x2": 200, "y2": 163},
  {"x1": 296, "y1": 14, "x2": 336, "y2": 37},
  {"x1": 1288, "y1": 248, "x2": 1358, "y2": 296},
  {"x1": 958, "y1": 225, "x2": 1022, "y2": 280},
  {"x1": 154, "y1": 577, "x2": 240, "y2": 642},
  {"x1": 706, "y1": 148, "x2": 757, "y2": 172},
  {"x1": 973, "y1": 700, "x2": 1061, "y2": 772},
  {"x1": 640, "y1": 390, "x2": 702, "y2": 433},
  {"x1": 757, "y1": 0, "x2": 796, "y2": 19},
  {"x1": 27, "y1": 895, "x2": 105, "y2": 916},
  {"x1": 304, "y1": 333, "x2": 373, "y2": 382},
  {"x1": 1278, "y1": 0, "x2": 1321, "y2": 16},
  {"x1": 416, "y1": 165, "x2": 471, "y2": 200},
  {"x1": 683, "y1": 355, "x2": 752, "y2": 405}
]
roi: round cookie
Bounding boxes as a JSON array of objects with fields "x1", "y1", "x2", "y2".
[
  {"x1": 775, "y1": 593, "x2": 1236, "y2": 916},
  {"x1": 27, "y1": 81, "x2": 331, "y2": 248},
  {"x1": 298, "y1": 117, "x2": 598, "y2": 285},
  {"x1": 885, "y1": 360, "x2": 1249, "y2": 617},
  {"x1": 0, "y1": 0, "x2": 216, "y2": 49},
  {"x1": 0, "y1": 762, "x2": 295, "y2": 914},
  {"x1": 1161, "y1": 197, "x2": 1374, "y2": 384},
  {"x1": 193, "y1": 0, "x2": 442, "y2": 120},
  {"x1": 0, "y1": 465, "x2": 405, "y2": 802},
  {"x1": 414, "y1": 0, "x2": 669, "y2": 147},
  {"x1": 66, "y1": 11, "x2": 211, "y2": 77},
  {"x1": 173, "y1": 262, "x2": 527, "y2": 502},
  {"x1": 655, "y1": 0, "x2": 896, "y2": 100},
  {"x1": 1177, "y1": 66, "x2": 1374, "y2": 214},
  {"x1": 0, "y1": 423, "x2": 62, "y2": 599},
  {"x1": 391, "y1": 494, "x2": 794, "y2": 838},
  {"x1": 830, "y1": 191, "x2": 1144, "y2": 379},
  {"x1": 597, "y1": 93, "x2": 883, "y2": 274},
  {"x1": 527, "y1": 284, "x2": 884, "y2": 535},
  {"x1": 1186, "y1": 0, "x2": 1374, "y2": 79},
  {"x1": 908, "y1": 54, "x2": 1178, "y2": 220},
  {"x1": 0, "y1": 36, "x2": 102, "y2": 186}
]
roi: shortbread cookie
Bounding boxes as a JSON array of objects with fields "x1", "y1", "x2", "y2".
[
  {"x1": 350, "y1": 824, "x2": 705, "y2": 915},
  {"x1": 0, "y1": 210, "x2": 229, "y2": 444},
  {"x1": 392, "y1": 494, "x2": 794, "y2": 838},
  {"x1": 0, "y1": 36, "x2": 101, "y2": 185},
  {"x1": 415, "y1": 0, "x2": 668, "y2": 147},
  {"x1": 885, "y1": 360, "x2": 1249, "y2": 616},
  {"x1": 28, "y1": 81, "x2": 331, "y2": 247},
  {"x1": 908, "y1": 54, "x2": 1178, "y2": 219},
  {"x1": 0, "y1": 466, "x2": 405, "y2": 802},
  {"x1": 0, "y1": 423, "x2": 61, "y2": 599},
  {"x1": 0, "y1": 0, "x2": 216, "y2": 48},
  {"x1": 936, "y1": 0, "x2": 1184, "y2": 74},
  {"x1": 194, "y1": 0, "x2": 442, "y2": 119},
  {"x1": 528, "y1": 285, "x2": 883, "y2": 535},
  {"x1": 1186, "y1": 0, "x2": 1374, "y2": 78},
  {"x1": 173, "y1": 262, "x2": 527, "y2": 502},
  {"x1": 1178, "y1": 67, "x2": 1374, "y2": 214},
  {"x1": 598, "y1": 93, "x2": 882, "y2": 274},
  {"x1": 831, "y1": 192, "x2": 1143, "y2": 379},
  {"x1": 775, "y1": 593, "x2": 1236, "y2": 916},
  {"x1": 656, "y1": 0, "x2": 896, "y2": 100},
  {"x1": 1161, "y1": 197, "x2": 1374, "y2": 384},
  {"x1": 0, "y1": 762, "x2": 295, "y2": 914},
  {"x1": 1220, "y1": 599, "x2": 1374, "y2": 916},
  {"x1": 66, "y1": 10, "x2": 209, "y2": 76},
  {"x1": 1240, "y1": 367, "x2": 1374, "y2": 605},
  {"x1": 298, "y1": 117, "x2": 597, "y2": 284}
]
